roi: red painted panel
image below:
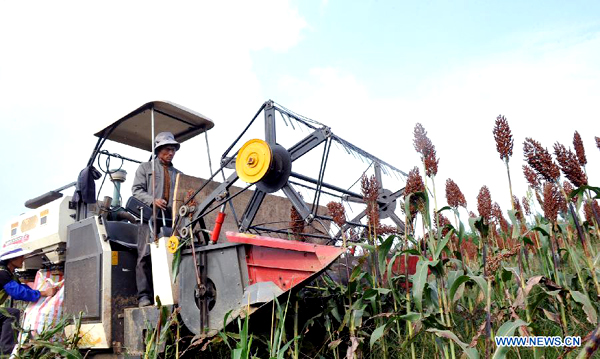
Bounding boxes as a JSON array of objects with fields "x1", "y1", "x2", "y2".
[
  {"x1": 227, "y1": 232, "x2": 318, "y2": 252},
  {"x1": 226, "y1": 232, "x2": 344, "y2": 291},
  {"x1": 387, "y1": 254, "x2": 430, "y2": 288},
  {"x1": 390, "y1": 254, "x2": 420, "y2": 276}
]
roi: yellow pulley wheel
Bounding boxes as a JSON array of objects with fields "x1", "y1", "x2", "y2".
[
  {"x1": 236, "y1": 139, "x2": 272, "y2": 183},
  {"x1": 167, "y1": 236, "x2": 179, "y2": 254}
]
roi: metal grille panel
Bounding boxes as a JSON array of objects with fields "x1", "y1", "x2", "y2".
[{"x1": 65, "y1": 218, "x2": 102, "y2": 320}]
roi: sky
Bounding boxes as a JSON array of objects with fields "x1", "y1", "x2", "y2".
[{"x1": 1, "y1": 0, "x2": 600, "y2": 235}]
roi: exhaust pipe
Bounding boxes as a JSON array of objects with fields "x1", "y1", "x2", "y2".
[{"x1": 109, "y1": 169, "x2": 127, "y2": 207}]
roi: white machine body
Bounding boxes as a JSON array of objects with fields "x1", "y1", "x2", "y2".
[{"x1": 1, "y1": 196, "x2": 75, "y2": 266}]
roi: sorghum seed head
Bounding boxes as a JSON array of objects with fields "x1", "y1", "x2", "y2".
[
  {"x1": 413, "y1": 123, "x2": 429, "y2": 156},
  {"x1": 562, "y1": 181, "x2": 577, "y2": 204},
  {"x1": 491, "y1": 202, "x2": 502, "y2": 222},
  {"x1": 522, "y1": 196, "x2": 531, "y2": 216},
  {"x1": 493, "y1": 115, "x2": 513, "y2": 161},
  {"x1": 435, "y1": 214, "x2": 451, "y2": 237},
  {"x1": 445, "y1": 178, "x2": 467, "y2": 208},
  {"x1": 404, "y1": 167, "x2": 425, "y2": 217},
  {"x1": 573, "y1": 131, "x2": 586, "y2": 166},
  {"x1": 413, "y1": 123, "x2": 438, "y2": 177},
  {"x1": 361, "y1": 174, "x2": 379, "y2": 203},
  {"x1": 535, "y1": 191, "x2": 544, "y2": 208},
  {"x1": 326, "y1": 201, "x2": 346, "y2": 228},
  {"x1": 485, "y1": 244, "x2": 521, "y2": 280},
  {"x1": 557, "y1": 191, "x2": 567, "y2": 215},
  {"x1": 522, "y1": 165, "x2": 540, "y2": 189},
  {"x1": 361, "y1": 175, "x2": 380, "y2": 230},
  {"x1": 584, "y1": 200, "x2": 600, "y2": 224},
  {"x1": 513, "y1": 195, "x2": 523, "y2": 221},
  {"x1": 290, "y1": 206, "x2": 305, "y2": 240},
  {"x1": 477, "y1": 186, "x2": 492, "y2": 221},
  {"x1": 377, "y1": 224, "x2": 398, "y2": 236},
  {"x1": 542, "y1": 182, "x2": 560, "y2": 223},
  {"x1": 424, "y1": 151, "x2": 439, "y2": 177},
  {"x1": 523, "y1": 138, "x2": 560, "y2": 182},
  {"x1": 492, "y1": 202, "x2": 510, "y2": 234},
  {"x1": 553, "y1": 142, "x2": 588, "y2": 187}
]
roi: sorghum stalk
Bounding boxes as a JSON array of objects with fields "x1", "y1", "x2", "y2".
[
  {"x1": 452, "y1": 212, "x2": 469, "y2": 269},
  {"x1": 554, "y1": 143, "x2": 594, "y2": 247},
  {"x1": 583, "y1": 193, "x2": 600, "y2": 257},
  {"x1": 572, "y1": 131, "x2": 600, "y2": 244},
  {"x1": 414, "y1": 123, "x2": 453, "y2": 359},
  {"x1": 557, "y1": 184, "x2": 600, "y2": 294},
  {"x1": 294, "y1": 301, "x2": 299, "y2": 359},
  {"x1": 404, "y1": 213, "x2": 416, "y2": 359},
  {"x1": 429, "y1": 176, "x2": 455, "y2": 359},
  {"x1": 498, "y1": 150, "x2": 533, "y2": 348},
  {"x1": 549, "y1": 225, "x2": 569, "y2": 334},
  {"x1": 431, "y1": 177, "x2": 455, "y2": 337},
  {"x1": 483, "y1": 234, "x2": 492, "y2": 355},
  {"x1": 424, "y1": 225, "x2": 450, "y2": 359}
]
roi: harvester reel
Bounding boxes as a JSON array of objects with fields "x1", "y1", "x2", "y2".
[{"x1": 174, "y1": 100, "x2": 408, "y2": 335}]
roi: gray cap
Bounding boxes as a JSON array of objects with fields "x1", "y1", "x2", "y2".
[{"x1": 154, "y1": 132, "x2": 180, "y2": 154}]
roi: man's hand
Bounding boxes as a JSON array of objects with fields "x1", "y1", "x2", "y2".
[
  {"x1": 40, "y1": 286, "x2": 57, "y2": 297},
  {"x1": 154, "y1": 198, "x2": 167, "y2": 210}
]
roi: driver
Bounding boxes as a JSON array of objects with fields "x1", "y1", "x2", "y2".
[{"x1": 131, "y1": 132, "x2": 181, "y2": 307}]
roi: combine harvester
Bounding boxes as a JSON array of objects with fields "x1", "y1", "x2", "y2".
[{"x1": 2, "y1": 100, "x2": 408, "y2": 357}]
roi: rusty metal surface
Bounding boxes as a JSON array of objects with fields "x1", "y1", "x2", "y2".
[{"x1": 173, "y1": 174, "x2": 331, "y2": 243}]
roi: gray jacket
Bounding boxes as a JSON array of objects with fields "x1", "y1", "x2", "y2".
[{"x1": 131, "y1": 159, "x2": 181, "y2": 209}]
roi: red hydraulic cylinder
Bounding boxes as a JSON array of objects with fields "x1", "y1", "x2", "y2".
[{"x1": 211, "y1": 212, "x2": 226, "y2": 244}]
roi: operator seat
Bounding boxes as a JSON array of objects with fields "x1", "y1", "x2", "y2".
[{"x1": 104, "y1": 221, "x2": 138, "y2": 250}]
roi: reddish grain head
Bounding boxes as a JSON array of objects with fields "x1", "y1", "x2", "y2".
[
  {"x1": 477, "y1": 186, "x2": 492, "y2": 221},
  {"x1": 523, "y1": 138, "x2": 560, "y2": 182},
  {"x1": 493, "y1": 115, "x2": 513, "y2": 161},
  {"x1": 554, "y1": 142, "x2": 587, "y2": 188}
]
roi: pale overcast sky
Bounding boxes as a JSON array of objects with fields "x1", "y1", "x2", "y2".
[{"x1": 1, "y1": 1, "x2": 599, "y2": 231}]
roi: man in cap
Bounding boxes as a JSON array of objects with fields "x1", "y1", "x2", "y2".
[
  {"x1": 0, "y1": 248, "x2": 57, "y2": 355},
  {"x1": 132, "y1": 132, "x2": 181, "y2": 307}
]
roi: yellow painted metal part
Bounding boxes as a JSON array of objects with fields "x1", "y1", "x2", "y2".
[
  {"x1": 236, "y1": 139, "x2": 272, "y2": 183},
  {"x1": 167, "y1": 236, "x2": 179, "y2": 254}
]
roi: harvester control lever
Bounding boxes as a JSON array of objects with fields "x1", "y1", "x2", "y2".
[{"x1": 138, "y1": 206, "x2": 144, "y2": 225}]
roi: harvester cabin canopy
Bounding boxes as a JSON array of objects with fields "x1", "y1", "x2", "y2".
[{"x1": 94, "y1": 101, "x2": 215, "y2": 152}]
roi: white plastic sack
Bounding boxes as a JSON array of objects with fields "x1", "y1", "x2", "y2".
[{"x1": 21, "y1": 270, "x2": 64, "y2": 334}]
